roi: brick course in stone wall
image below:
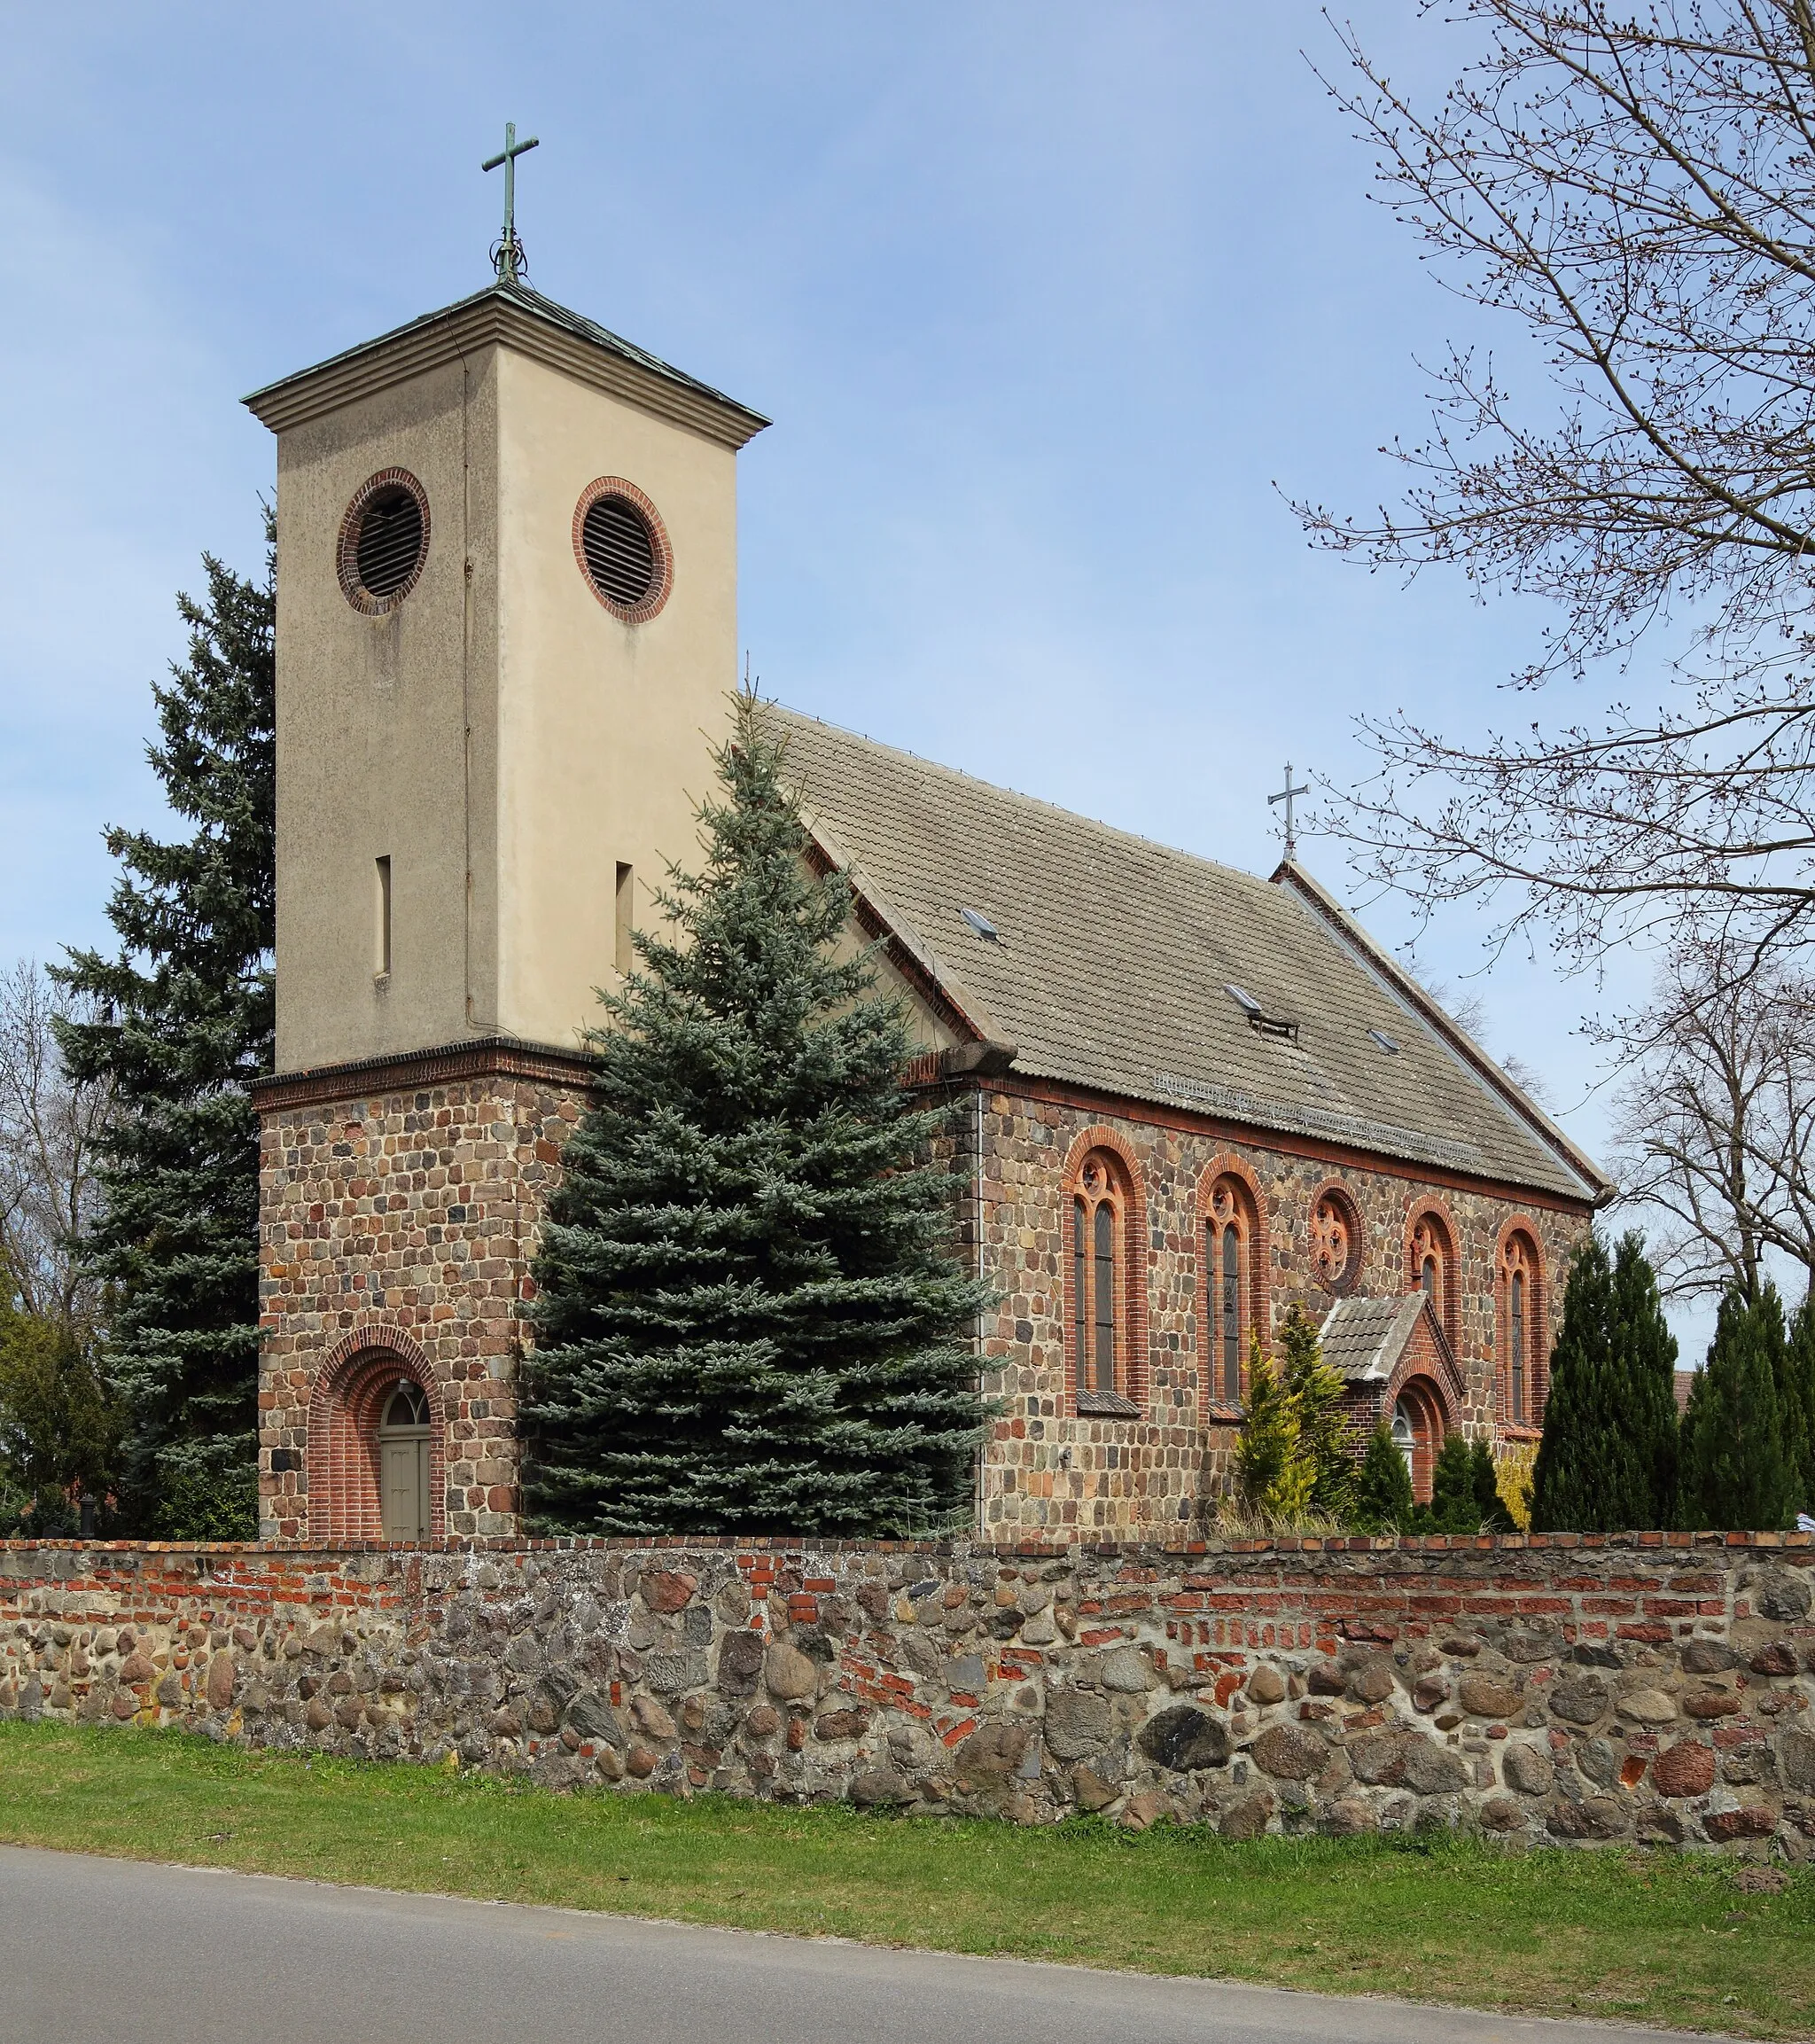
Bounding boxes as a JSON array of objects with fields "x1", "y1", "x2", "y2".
[{"x1": 5, "y1": 1534, "x2": 1811, "y2": 1853}]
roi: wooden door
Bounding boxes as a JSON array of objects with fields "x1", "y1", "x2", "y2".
[{"x1": 381, "y1": 1435, "x2": 428, "y2": 1541}]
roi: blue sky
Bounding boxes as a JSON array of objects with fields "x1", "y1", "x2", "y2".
[{"x1": 1, "y1": 4, "x2": 1706, "y2": 1338}]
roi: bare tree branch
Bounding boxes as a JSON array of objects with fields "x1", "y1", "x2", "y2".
[
  {"x1": 1296, "y1": 3, "x2": 1815, "y2": 977},
  {"x1": 0, "y1": 962, "x2": 113, "y2": 1330},
  {"x1": 1604, "y1": 940, "x2": 1815, "y2": 1295}
]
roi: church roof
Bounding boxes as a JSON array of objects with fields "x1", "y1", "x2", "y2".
[
  {"x1": 765, "y1": 705, "x2": 1608, "y2": 1205},
  {"x1": 244, "y1": 279, "x2": 769, "y2": 449}
]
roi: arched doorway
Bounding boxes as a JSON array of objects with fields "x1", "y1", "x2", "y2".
[
  {"x1": 305, "y1": 1331, "x2": 445, "y2": 1542},
  {"x1": 378, "y1": 1380, "x2": 431, "y2": 1541}
]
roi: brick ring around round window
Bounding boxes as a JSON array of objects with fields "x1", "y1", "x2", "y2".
[
  {"x1": 337, "y1": 468, "x2": 431, "y2": 616},
  {"x1": 1310, "y1": 1181, "x2": 1364, "y2": 1295},
  {"x1": 573, "y1": 477, "x2": 673, "y2": 624}
]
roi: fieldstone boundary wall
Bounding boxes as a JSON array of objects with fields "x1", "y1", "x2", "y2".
[{"x1": 4, "y1": 1533, "x2": 1815, "y2": 1853}]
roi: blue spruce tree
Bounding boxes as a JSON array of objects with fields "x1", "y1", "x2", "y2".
[{"x1": 523, "y1": 697, "x2": 993, "y2": 1535}]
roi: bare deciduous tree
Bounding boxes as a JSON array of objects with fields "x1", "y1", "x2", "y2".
[
  {"x1": 0, "y1": 961, "x2": 112, "y2": 1328},
  {"x1": 1606, "y1": 946, "x2": 1815, "y2": 1298},
  {"x1": 1297, "y1": 3, "x2": 1815, "y2": 984}
]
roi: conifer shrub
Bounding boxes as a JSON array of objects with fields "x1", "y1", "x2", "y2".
[
  {"x1": 1611, "y1": 1230, "x2": 1679, "y2": 1528},
  {"x1": 1470, "y1": 1438, "x2": 1515, "y2": 1533},
  {"x1": 1780, "y1": 1293, "x2": 1815, "y2": 1517},
  {"x1": 1531, "y1": 1232, "x2": 1675, "y2": 1531},
  {"x1": 1352, "y1": 1419, "x2": 1414, "y2": 1533},
  {"x1": 522, "y1": 696, "x2": 993, "y2": 1537},
  {"x1": 1428, "y1": 1432, "x2": 1479, "y2": 1533},
  {"x1": 1679, "y1": 1284, "x2": 1793, "y2": 1532},
  {"x1": 1234, "y1": 1336, "x2": 1312, "y2": 1519},
  {"x1": 1276, "y1": 1301, "x2": 1356, "y2": 1522}
]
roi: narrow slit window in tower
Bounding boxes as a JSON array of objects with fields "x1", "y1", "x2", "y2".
[
  {"x1": 615, "y1": 862, "x2": 634, "y2": 974},
  {"x1": 375, "y1": 855, "x2": 392, "y2": 979}
]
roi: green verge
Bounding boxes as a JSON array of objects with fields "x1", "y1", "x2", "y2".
[{"x1": 1, "y1": 1721, "x2": 1809, "y2": 2037}]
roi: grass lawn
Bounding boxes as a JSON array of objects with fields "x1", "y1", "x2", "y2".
[{"x1": 0, "y1": 1721, "x2": 1809, "y2": 2037}]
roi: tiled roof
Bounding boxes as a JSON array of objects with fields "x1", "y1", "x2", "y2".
[
  {"x1": 765, "y1": 706, "x2": 1607, "y2": 1203},
  {"x1": 1318, "y1": 1295, "x2": 1428, "y2": 1382},
  {"x1": 1674, "y1": 1370, "x2": 1698, "y2": 1415}
]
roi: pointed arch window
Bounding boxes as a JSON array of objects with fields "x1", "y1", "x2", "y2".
[
  {"x1": 1408, "y1": 1208, "x2": 1458, "y2": 1352},
  {"x1": 1205, "y1": 1175, "x2": 1256, "y2": 1408},
  {"x1": 1500, "y1": 1229, "x2": 1542, "y2": 1427},
  {"x1": 1071, "y1": 1151, "x2": 1135, "y2": 1410}
]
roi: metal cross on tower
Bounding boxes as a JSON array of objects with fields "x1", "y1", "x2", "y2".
[
  {"x1": 483, "y1": 121, "x2": 540, "y2": 284},
  {"x1": 1268, "y1": 763, "x2": 1309, "y2": 862}
]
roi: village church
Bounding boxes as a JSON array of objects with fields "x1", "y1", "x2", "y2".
[{"x1": 246, "y1": 229, "x2": 1608, "y2": 1546}]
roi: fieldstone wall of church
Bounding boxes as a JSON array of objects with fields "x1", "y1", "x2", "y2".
[
  {"x1": 4, "y1": 1533, "x2": 1812, "y2": 1855},
  {"x1": 974, "y1": 1081, "x2": 1590, "y2": 1540},
  {"x1": 257, "y1": 1061, "x2": 589, "y2": 1542}
]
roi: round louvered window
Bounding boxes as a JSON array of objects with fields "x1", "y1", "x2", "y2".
[
  {"x1": 572, "y1": 477, "x2": 671, "y2": 623},
  {"x1": 338, "y1": 469, "x2": 430, "y2": 615}
]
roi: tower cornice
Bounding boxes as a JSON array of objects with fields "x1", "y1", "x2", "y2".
[{"x1": 244, "y1": 280, "x2": 769, "y2": 449}]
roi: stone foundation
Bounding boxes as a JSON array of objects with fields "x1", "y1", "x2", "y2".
[{"x1": 4, "y1": 1533, "x2": 1813, "y2": 1851}]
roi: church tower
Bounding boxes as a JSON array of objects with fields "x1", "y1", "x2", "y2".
[
  {"x1": 245, "y1": 280, "x2": 766, "y2": 1069},
  {"x1": 245, "y1": 194, "x2": 767, "y2": 1541}
]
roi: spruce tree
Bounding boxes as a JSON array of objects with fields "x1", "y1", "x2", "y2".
[
  {"x1": 1679, "y1": 1283, "x2": 1793, "y2": 1532},
  {"x1": 1234, "y1": 1335, "x2": 1312, "y2": 1518},
  {"x1": 55, "y1": 522, "x2": 274, "y2": 1537},
  {"x1": 522, "y1": 696, "x2": 992, "y2": 1536},
  {"x1": 1429, "y1": 1432, "x2": 1479, "y2": 1533},
  {"x1": 1779, "y1": 1292, "x2": 1815, "y2": 1517},
  {"x1": 1353, "y1": 1419, "x2": 1414, "y2": 1533},
  {"x1": 1610, "y1": 1230, "x2": 1680, "y2": 1530},
  {"x1": 1531, "y1": 1234, "x2": 1652, "y2": 1532},
  {"x1": 1470, "y1": 1437, "x2": 1515, "y2": 1533},
  {"x1": 1277, "y1": 1301, "x2": 1355, "y2": 1521}
]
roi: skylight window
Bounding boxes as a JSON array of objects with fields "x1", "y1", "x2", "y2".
[
  {"x1": 1368, "y1": 1027, "x2": 1400, "y2": 1055},
  {"x1": 1226, "y1": 982, "x2": 1298, "y2": 1042},
  {"x1": 960, "y1": 907, "x2": 1000, "y2": 942}
]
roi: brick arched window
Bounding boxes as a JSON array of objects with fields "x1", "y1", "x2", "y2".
[
  {"x1": 1204, "y1": 1173, "x2": 1260, "y2": 1408},
  {"x1": 1406, "y1": 1203, "x2": 1460, "y2": 1353},
  {"x1": 1499, "y1": 1226, "x2": 1546, "y2": 1429},
  {"x1": 1055, "y1": 1144, "x2": 1144, "y2": 1414},
  {"x1": 1071, "y1": 1148, "x2": 1132, "y2": 1405}
]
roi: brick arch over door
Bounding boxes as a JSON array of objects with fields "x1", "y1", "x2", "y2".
[
  {"x1": 1386, "y1": 1371, "x2": 1451, "y2": 1504},
  {"x1": 1058, "y1": 1125, "x2": 1149, "y2": 1410},
  {"x1": 1195, "y1": 1153, "x2": 1270, "y2": 1417},
  {"x1": 306, "y1": 1325, "x2": 447, "y2": 1542}
]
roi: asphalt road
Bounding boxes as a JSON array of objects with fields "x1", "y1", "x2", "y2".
[{"x1": 1, "y1": 1844, "x2": 1707, "y2": 2044}]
